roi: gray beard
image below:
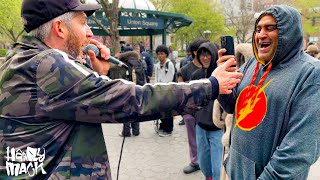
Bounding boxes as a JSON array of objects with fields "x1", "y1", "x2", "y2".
[{"x1": 65, "y1": 31, "x2": 82, "y2": 59}]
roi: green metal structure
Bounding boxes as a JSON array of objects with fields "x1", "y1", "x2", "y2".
[{"x1": 88, "y1": 8, "x2": 193, "y2": 47}]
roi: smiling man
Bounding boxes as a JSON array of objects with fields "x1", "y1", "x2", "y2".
[
  {"x1": 0, "y1": 0, "x2": 243, "y2": 179},
  {"x1": 254, "y1": 15, "x2": 278, "y2": 63},
  {"x1": 218, "y1": 5, "x2": 320, "y2": 179}
]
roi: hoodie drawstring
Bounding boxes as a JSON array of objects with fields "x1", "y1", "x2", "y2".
[{"x1": 250, "y1": 61, "x2": 272, "y2": 89}]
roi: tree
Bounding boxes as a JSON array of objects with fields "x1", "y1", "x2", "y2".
[
  {"x1": 167, "y1": 0, "x2": 229, "y2": 46},
  {"x1": 150, "y1": 0, "x2": 170, "y2": 11},
  {"x1": 221, "y1": 0, "x2": 256, "y2": 44},
  {"x1": 85, "y1": 0, "x2": 121, "y2": 53},
  {"x1": 0, "y1": 0, "x2": 24, "y2": 43}
]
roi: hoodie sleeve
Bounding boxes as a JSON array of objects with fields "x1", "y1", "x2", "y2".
[
  {"x1": 35, "y1": 51, "x2": 214, "y2": 123},
  {"x1": 258, "y1": 84, "x2": 320, "y2": 179},
  {"x1": 217, "y1": 93, "x2": 236, "y2": 114}
]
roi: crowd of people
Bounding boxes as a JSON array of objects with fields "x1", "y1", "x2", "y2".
[{"x1": 0, "y1": 0, "x2": 319, "y2": 179}]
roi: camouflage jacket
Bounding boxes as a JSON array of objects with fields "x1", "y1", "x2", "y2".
[{"x1": 0, "y1": 38, "x2": 215, "y2": 179}]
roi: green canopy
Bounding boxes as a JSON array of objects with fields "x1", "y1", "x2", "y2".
[{"x1": 88, "y1": 8, "x2": 193, "y2": 45}]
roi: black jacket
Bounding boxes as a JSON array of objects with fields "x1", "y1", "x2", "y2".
[{"x1": 193, "y1": 42, "x2": 220, "y2": 131}]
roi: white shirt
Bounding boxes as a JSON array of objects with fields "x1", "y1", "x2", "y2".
[{"x1": 155, "y1": 58, "x2": 175, "y2": 83}]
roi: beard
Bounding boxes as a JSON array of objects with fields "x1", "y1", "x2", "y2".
[{"x1": 65, "y1": 30, "x2": 83, "y2": 59}]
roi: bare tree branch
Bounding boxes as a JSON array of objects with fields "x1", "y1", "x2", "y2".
[{"x1": 91, "y1": 14, "x2": 110, "y2": 35}]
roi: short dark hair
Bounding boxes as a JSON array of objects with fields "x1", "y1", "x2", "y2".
[
  {"x1": 156, "y1": 45, "x2": 169, "y2": 56},
  {"x1": 189, "y1": 39, "x2": 209, "y2": 58}
]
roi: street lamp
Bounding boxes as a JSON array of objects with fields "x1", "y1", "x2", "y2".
[{"x1": 203, "y1": 30, "x2": 212, "y2": 40}]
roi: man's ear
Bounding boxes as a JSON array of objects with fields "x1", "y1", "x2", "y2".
[{"x1": 52, "y1": 20, "x2": 67, "y2": 39}]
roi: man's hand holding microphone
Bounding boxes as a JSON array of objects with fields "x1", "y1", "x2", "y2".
[
  {"x1": 85, "y1": 39, "x2": 111, "y2": 75},
  {"x1": 85, "y1": 39, "x2": 129, "y2": 76}
]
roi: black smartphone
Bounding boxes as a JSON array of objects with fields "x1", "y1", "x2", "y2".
[
  {"x1": 220, "y1": 35, "x2": 235, "y2": 56},
  {"x1": 220, "y1": 35, "x2": 236, "y2": 67}
]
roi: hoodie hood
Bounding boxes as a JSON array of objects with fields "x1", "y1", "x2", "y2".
[
  {"x1": 196, "y1": 42, "x2": 218, "y2": 77},
  {"x1": 253, "y1": 5, "x2": 304, "y2": 67}
]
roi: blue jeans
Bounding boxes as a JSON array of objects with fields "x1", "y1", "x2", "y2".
[{"x1": 196, "y1": 124, "x2": 223, "y2": 179}]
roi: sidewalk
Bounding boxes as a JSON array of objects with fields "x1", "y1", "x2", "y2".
[{"x1": 102, "y1": 116, "x2": 320, "y2": 180}]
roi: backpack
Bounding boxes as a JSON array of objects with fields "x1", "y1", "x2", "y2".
[
  {"x1": 165, "y1": 60, "x2": 177, "y2": 82},
  {"x1": 109, "y1": 51, "x2": 146, "y2": 86},
  {"x1": 126, "y1": 59, "x2": 146, "y2": 85}
]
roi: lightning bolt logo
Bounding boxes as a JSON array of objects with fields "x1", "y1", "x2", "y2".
[{"x1": 235, "y1": 79, "x2": 272, "y2": 131}]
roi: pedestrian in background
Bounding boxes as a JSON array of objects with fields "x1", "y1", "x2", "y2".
[
  {"x1": 134, "y1": 42, "x2": 154, "y2": 83},
  {"x1": 139, "y1": 41, "x2": 146, "y2": 52},
  {"x1": 305, "y1": 44, "x2": 319, "y2": 58},
  {"x1": 154, "y1": 45, "x2": 176, "y2": 137},
  {"x1": 179, "y1": 46, "x2": 193, "y2": 70}
]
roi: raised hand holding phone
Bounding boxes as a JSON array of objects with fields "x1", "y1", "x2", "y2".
[{"x1": 220, "y1": 35, "x2": 236, "y2": 68}]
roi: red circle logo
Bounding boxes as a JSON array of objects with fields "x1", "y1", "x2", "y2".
[{"x1": 235, "y1": 85, "x2": 267, "y2": 131}]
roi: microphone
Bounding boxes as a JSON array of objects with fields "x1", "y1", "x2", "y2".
[{"x1": 85, "y1": 44, "x2": 128, "y2": 68}]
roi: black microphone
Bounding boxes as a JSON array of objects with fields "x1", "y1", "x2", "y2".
[{"x1": 85, "y1": 44, "x2": 128, "y2": 68}]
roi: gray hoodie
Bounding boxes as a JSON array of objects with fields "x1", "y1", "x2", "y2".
[{"x1": 219, "y1": 5, "x2": 320, "y2": 179}]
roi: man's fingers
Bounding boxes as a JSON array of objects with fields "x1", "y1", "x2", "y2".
[
  {"x1": 89, "y1": 39, "x2": 100, "y2": 45},
  {"x1": 229, "y1": 78, "x2": 240, "y2": 84},
  {"x1": 88, "y1": 39, "x2": 111, "y2": 60},
  {"x1": 217, "y1": 56, "x2": 235, "y2": 67},
  {"x1": 218, "y1": 49, "x2": 227, "y2": 58},
  {"x1": 221, "y1": 58, "x2": 237, "y2": 69},
  {"x1": 219, "y1": 74, "x2": 242, "y2": 94},
  {"x1": 228, "y1": 72, "x2": 243, "y2": 79},
  {"x1": 216, "y1": 57, "x2": 226, "y2": 66},
  {"x1": 95, "y1": 43, "x2": 107, "y2": 59},
  {"x1": 226, "y1": 66, "x2": 237, "y2": 72},
  {"x1": 87, "y1": 50, "x2": 96, "y2": 62}
]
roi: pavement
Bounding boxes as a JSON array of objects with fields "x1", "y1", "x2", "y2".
[{"x1": 102, "y1": 116, "x2": 320, "y2": 180}]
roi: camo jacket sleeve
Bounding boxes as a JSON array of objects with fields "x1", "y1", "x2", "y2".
[
  {"x1": 0, "y1": 47, "x2": 214, "y2": 179},
  {"x1": 34, "y1": 50, "x2": 213, "y2": 123}
]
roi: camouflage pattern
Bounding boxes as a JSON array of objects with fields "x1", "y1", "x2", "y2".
[{"x1": 0, "y1": 38, "x2": 214, "y2": 179}]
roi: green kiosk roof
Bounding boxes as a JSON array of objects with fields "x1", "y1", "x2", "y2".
[{"x1": 88, "y1": 8, "x2": 193, "y2": 36}]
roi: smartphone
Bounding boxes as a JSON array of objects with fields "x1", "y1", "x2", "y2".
[
  {"x1": 220, "y1": 35, "x2": 235, "y2": 56},
  {"x1": 220, "y1": 35, "x2": 236, "y2": 67}
]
